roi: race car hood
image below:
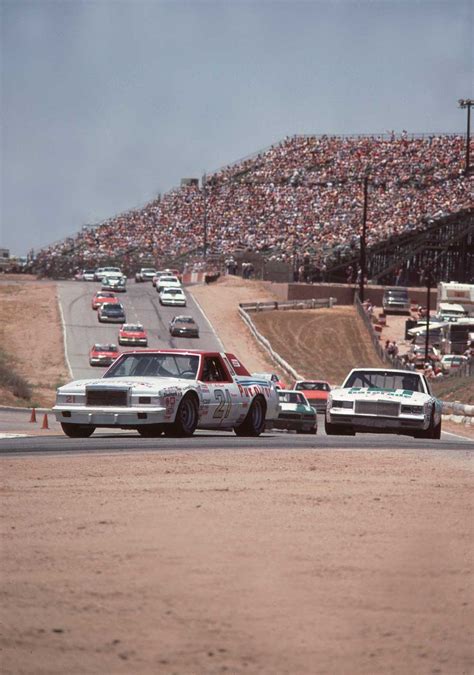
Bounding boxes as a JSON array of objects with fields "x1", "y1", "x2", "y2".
[
  {"x1": 331, "y1": 387, "x2": 430, "y2": 404},
  {"x1": 301, "y1": 390, "x2": 328, "y2": 401},
  {"x1": 58, "y1": 376, "x2": 192, "y2": 396}
]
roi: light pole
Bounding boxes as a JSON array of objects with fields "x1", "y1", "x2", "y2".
[
  {"x1": 424, "y1": 265, "x2": 433, "y2": 365},
  {"x1": 458, "y1": 98, "x2": 473, "y2": 175},
  {"x1": 359, "y1": 173, "x2": 369, "y2": 302},
  {"x1": 202, "y1": 174, "x2": 208, "y2": 258}
]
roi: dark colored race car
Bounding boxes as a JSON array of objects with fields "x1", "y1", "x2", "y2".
[
  {"x1": 169, "y1": 315, "x2": 199, "y2": 338},
  {"x1": 98, "y1": 303, "x2": 126, "y2": 323}
]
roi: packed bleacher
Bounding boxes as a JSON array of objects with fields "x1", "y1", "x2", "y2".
[{"x1": 29, "y1": 133, "x2": 473, "y2": 278}]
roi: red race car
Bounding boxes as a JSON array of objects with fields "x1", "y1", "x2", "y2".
[
  {"x1": 89, "y1": 343, "x2": 120, "y2": 367},
  {"x1": 91, "y1": 291, "x2": 119, "y2": 310},
  {"x1": 293, "y1": 380, "x2": 331, "y2": 414},
  {"x1": 118, "y1": 323, "x2": 148, "y2": 347}
]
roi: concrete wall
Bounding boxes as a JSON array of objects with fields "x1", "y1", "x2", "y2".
[{"x1": 261, "y1": 281, "x2": 438, "y2": 307}]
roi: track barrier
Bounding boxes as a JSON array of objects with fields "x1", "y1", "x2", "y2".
[{"x1": 30, "y1": 408, "x2": 37, "y2": 423}]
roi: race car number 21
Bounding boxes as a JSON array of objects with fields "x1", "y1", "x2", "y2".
[{"x1": 213, "y1": 389, "x2": 232, "y2": 419}]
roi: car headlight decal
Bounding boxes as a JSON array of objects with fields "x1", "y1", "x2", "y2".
[{"x1": 331, "y1": 400, "x2": 354, "y2": 409}]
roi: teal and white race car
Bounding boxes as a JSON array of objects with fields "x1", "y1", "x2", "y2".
[{"x1": 325, "y1": 368, "x2": 442, "y2": 439}]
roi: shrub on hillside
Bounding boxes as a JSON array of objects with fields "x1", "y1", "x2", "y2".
[{"x1": 0, "y1": 349, "x2": 32, "y2": 401}]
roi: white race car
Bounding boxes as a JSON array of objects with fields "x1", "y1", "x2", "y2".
[
  {"x1": 53, "y1": 349, "x2": 280, "y2": 439},
  {"x1": 325, "y1": 368, "x2": 442, "y2": 439}
]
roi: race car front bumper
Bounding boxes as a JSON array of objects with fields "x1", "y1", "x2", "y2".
[
  {"x1": 53, "y1": 405, "x2": 168, "y2": 427},
  {"x1": 327, "y1": 412, "x2": 428, "y2": 432}
]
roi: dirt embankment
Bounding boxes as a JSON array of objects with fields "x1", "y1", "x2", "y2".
[{"x1": 0, "y1": 277, "x2": 69, "y2": 407}]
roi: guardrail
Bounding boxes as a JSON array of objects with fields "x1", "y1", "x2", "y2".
[
  {"x1": 238, "y1": 306, "x2": 304, "y2": 383},
  {"x1": 239, "y1": 298, "x2": 336, "y2": 312}
]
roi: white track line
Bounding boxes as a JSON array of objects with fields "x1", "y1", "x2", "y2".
[
  {"x1": 442, "y1": 429, "x2": 474, "y2": 441},
  {"x1": 57, "y1": 286, "x2": 74, "y2": 379},
  {"x1": 190, "y1": 291, "x2": 225, "y2": 351}
]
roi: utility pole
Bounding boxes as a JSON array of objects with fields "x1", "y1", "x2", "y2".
[
  {"x1": 424, "y1": 265, "x2": 433, "y2": 365},
  {"x1": 458, "y1": 99, "x2": 473, "y2": 175},
  {"x1": 202, "y1": 174, "x2": 208, "y2": 258},
  {"x1": 359, "y1": 173, "x2": 369, "y2": 302}
]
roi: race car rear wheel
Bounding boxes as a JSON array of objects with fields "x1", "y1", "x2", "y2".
[
  {"x1": 234, "y1": 395, "x2": 266, "y2": 437},
  {"x1": 61, "y1": 423, "x2": 95, "y2": 438},
  {"x1": 138, "y1": 424, "x2": 164, "y2": 437},
  {"x1": 166, "y1": 394, "x2": 199, "y2": 437}
]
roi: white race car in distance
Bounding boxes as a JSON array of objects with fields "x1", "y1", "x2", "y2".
[
  {"x1": 325, "y1": 368, "x2": 442, "y2": 439},
  {"x1": 53, "y1": 349, "x2": 280, "y2": 439}
]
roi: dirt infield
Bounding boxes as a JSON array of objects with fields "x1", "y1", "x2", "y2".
[{"x1": 1, "y1": 274, "x2": 473, "y2": 674}]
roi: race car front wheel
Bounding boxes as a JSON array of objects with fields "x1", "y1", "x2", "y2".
[
  {"x1": 234, "y1": 395, "x2": 266, "y2": 437},
  {"x1": 61, "y1": 423, "x2": 95, "y2": 438},
  {"x1": 166, "y1": 394, "x2": 199, "y2": 437}
]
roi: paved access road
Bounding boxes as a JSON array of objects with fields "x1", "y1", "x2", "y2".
[{"x1": 58, "y1": 280, "x2": 223, "y2": 379}]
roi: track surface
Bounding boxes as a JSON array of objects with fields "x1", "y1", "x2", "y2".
[
  {"x1": 0, "y1": 424, "x2": 471, "y2": 456},
  {"x1": 58, "y1": 279, "x2": 222, "y2": 379}
]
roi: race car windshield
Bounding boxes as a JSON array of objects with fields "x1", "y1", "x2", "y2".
[
  {"x1": 278, "y1": 392, "x2": 306, "y2": 404},
  {"x1": 296, "y1": 382, "x2": 330, "y2": 391},
  {"x1": 344, "y1": 371, "x2": 422, "y2": 392},
  {"x1": 94, "y1": 344, "x2": 118, "y2": 352},
  {"x1": 104, "y1": 353, "x2": 199, "y2": 379}
]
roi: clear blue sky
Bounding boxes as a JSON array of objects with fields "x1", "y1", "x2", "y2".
[{"x1": 1, "y1": 0, "x2": 472, "y2": 255}]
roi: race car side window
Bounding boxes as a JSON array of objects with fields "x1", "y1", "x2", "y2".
[{"x1": 202, "y1": 357, "x2": 231, "y2": 383}]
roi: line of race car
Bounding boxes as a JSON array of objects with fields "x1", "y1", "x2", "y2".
[
  {"x1": 56, "y1": 267, "x2": 443, "y2": 440},
  {"x1": 88, "y1": 267, "x2": 200, "y2": 367}
]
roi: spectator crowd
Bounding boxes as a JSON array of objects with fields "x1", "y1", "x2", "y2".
[{"x1": 28, "y1": 133, "x2": 473, "y2": 278}]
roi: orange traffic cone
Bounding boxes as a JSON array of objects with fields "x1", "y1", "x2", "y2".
[
  {"x1": 41, "y1": 413, "x2": 49, "y2": 430},
  {"x1": 30, "y1": 408, "x2": 37, "y2": 423}
]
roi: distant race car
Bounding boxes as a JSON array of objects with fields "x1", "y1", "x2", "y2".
[
  {"x1": 269, "y1": 389, "x2": 317, "y2": 434},
  {"x1": 294, "y1": 380, "x2": 331, "y2": 413},
  {"x1": 53, "y1": 349, "x2": 280, "y2": 439},
  {"x1": 91, "y1": 291, "x2": 118, "y2": 310},
  {"x1": 252, "y1": 372, "x2": 286, "y2": 389},
  {"x1": 135, "y1": 268, "x2": 157, "y2": 283},
  {"x1": 156, "y1": 275, "x2": 181, "y2": 293},
  {"x1": 325, "y1": 368, "x2": 442, "y2": 439},
  {"x1": 118, "y1": 323, "x2": 148, "y2": 347},
  {"x1": 89, "y1": 343, "x2": 120, "y2": 367},
  {"x1": 101, "y1": 275, "x2": 127, "y2": 292},
  {"x1": 159, "y1": 287, "x2": 187, "y2": 306},
  {"x1": 169, "y1": 315, "x2": 199, "y2": 338},
  {"x1": 75, "y1": 269, "x2": 96, "y2": 282},
  {"x1": 98, "y1": 302, "x2": 126, "y2": 323},
  {"x1": 99, "y1": 266, "x2": 123, "y2": 281}
]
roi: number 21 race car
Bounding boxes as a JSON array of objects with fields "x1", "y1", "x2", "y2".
[{"x1": 53, "y1": 350, "x2": 280, "y2": 438}]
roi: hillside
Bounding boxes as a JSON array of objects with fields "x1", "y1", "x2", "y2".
[{"x1": 251, "y1": 307, "x2": 383, "y2": 385}]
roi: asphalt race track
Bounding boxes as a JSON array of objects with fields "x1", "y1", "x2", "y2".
[
  {"x1": 0, "y1": 424, "x2": 472, "y2": 456},
  {"x1": 57, "y1": 279, "x2": 223, "y2": 379}
]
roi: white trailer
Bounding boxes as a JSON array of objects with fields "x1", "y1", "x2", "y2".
[{"x1": 437, "y1": 282, "x2": 474, "y2": 316}]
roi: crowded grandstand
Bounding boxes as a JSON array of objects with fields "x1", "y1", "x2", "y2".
[{"x1": 26, "y1": 133, "x2": 473, "y2": 281}]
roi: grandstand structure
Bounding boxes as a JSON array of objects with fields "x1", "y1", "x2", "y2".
[{"x1": 30, "y1": 133, "x2": 474, "y2": 283}]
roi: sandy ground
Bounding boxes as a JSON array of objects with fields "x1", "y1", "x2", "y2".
[{"x1": 1, "y1": 275, "x2": 473, "y2": 674}]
